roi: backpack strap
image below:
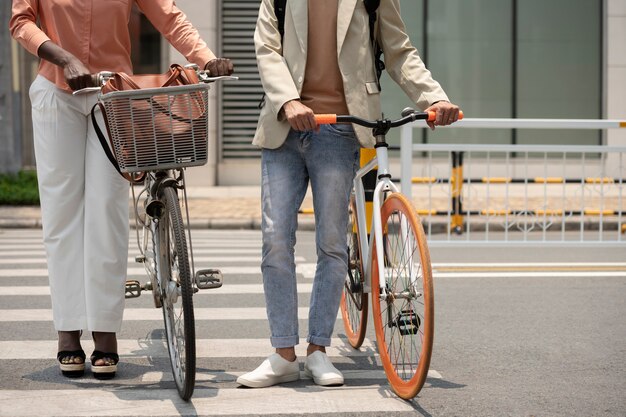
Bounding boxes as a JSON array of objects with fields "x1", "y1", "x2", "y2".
[
  {"x1": 364, "y1": 0, "x2": 380, "y2": 42},
  {"x1": 275, "y1": 0, "x2": 287, "y2": 40},
  {"x1": 364, "y1": 0, "x2": 384, "y2": 89},
  {"x1": 259, "y1": 0, "x2": 288, "y2": 109}
]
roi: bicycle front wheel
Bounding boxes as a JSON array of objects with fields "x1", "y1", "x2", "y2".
[
  {"x1": 155, "y1": 186, "x2": 196, "y2": 400},
  {"x1": 371, "y1": 193, "x2": 434, "y2": 399},
  {"x1": 340, "y1": 196, "x2": 368, "y2": 348}
]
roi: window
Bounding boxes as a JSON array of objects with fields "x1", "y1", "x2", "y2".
[
  {"x1": 129, "y1": 5, "x2": 162, "y2": 74},
  {"x1": 380, "y1": 0, "x2": 602, "y2": 147}
]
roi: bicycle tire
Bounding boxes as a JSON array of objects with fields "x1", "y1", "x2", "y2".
[
  {"x1": 155, "y1": 186, "x2": 196, "y2": 400},
  {"x1": 340, "y1": 196, "x2": 368, "y2": 348},
  {"x1": 371, "y1": 192, "x2": 434, "y2": 399}
]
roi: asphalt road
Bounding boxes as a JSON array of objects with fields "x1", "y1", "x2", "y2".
[{"x1": 0, "y1": 228, "x2": 624, "y2": 416}]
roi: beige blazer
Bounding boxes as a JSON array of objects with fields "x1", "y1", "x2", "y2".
[{"x1": 253, "y1": 0, "x2": 449, "y2": 149}]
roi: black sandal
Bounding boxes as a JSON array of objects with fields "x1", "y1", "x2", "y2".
[
  {"x1": 57, "y1": 350, "x2": 86, "y2": 377},
  {"x1": 90, "y1": 351, "x2": 119, "y2": 380}
]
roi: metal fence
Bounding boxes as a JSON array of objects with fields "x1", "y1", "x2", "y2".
[{"x1": 400, "y1": 119, "x2": 626, "y2": 246}]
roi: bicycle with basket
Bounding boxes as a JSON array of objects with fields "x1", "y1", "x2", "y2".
[{"x1": 82, "y1": 64, "x2": 237, "y2": 400}]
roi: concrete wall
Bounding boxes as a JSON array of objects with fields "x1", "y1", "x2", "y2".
[
  {"x1": 167, "y1": 1, "x2": 222, "y2": 187},
  {"x1": 0, "y1": 2, "x2": 20, "y2": 174}
]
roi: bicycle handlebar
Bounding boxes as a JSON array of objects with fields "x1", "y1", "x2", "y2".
[
  {"x1": 72, "y1": 66, "x2": 238, "y2": 95},
  {"x1": 314, "y1": 110, "x2": 464, "y2": 128}
]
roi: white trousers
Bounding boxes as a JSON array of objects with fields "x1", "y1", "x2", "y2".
[{"x1": 29, "y1": 75, "x2": 129, "y2": 332}]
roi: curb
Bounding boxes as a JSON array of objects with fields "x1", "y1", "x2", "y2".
[
  {"x1": 0, "y1": 218, "x2": 42, "y2": 229},
  {"x1": 0, "y1": 215, "x2": 318, "y2": 231}
]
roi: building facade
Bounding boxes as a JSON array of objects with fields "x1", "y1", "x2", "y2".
[{"x1": 2, "y1": 0, "x2": 625, "y2": 183}]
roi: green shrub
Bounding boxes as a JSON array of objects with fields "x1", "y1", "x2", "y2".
[{"x1": 0, "y1": 170, "x2": 40, "y2": 205}]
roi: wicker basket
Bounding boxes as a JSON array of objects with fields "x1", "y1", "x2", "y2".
[{"x1": 98, "y1": 84, "x2": 210, "y2": 172}]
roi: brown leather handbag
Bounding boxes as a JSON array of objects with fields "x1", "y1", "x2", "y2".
[{"x1": 100, "y1": 63, "x2": 200, "y2": 93}]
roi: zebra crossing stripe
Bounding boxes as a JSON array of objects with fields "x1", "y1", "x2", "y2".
[
  {"x1": 0, "y1": 267, "x2": 261, "y2": 277},
  {"x1": 0, "y1": 256, "x2": 304, "y2": 265},
  {"x1": 0, "y1": 307, "x2": 335, "y2": 322},
  {"x1": 139, "y1": 369, "x2": 443, "y2": 383},
  {"x1": 0, "y1": 264, "x2": 318, "y2": 278},
  {"x1": 0, "y1": 249, "x2": 263, "y2": 256},
  {"x1": 0, "y1": 386, "x2": 419, "y2": 416},
  {"x1": 140, "y1": 369, "x2": 388, "y2": 383},
  {"x1": 0, "y1": 338, "x2": 376, "y2": 359},
  {"x1": 2, "y1": 268, "x2": 626, "y2": 279},
  {"x1": 0, "y1": 283, "x2": 314, "y2": 296}
]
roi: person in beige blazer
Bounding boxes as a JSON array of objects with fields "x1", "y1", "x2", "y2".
[{"x1": 238, "y1": 0, "x2": 460, "y2": 388}]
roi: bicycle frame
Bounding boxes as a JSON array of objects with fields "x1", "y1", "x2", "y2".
[{"x1": 352, "y1": 140, "x2": 400, "y2": 298}]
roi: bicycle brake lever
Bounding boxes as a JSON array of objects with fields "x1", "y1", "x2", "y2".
[
  {"x1": 72, "y1": 87, "x2": 101, "y2": 96},
  {"x1": 198, "y1": 74, "x2": 239, "y2": 83},
  {"x1": 401, "y1": 107, "x2": 417, "y2": 118}
]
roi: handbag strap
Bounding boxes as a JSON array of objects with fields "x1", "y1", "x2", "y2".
[
  {"x1": 91, "y1": 104, "x2": 143, "y2": 183},
  {"x1": 115, "y1": 73, "x2": 142, "y2": 90}
]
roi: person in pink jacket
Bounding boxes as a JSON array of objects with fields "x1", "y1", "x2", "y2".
[{"x1": 10, "y1": 0, "x2": 233, "y2": 380}]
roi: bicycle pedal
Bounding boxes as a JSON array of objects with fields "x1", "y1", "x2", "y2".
[
  {"x1": 196, "y1": 269, "x2": 223, "y2": 290},
  {"x1": 135, "y1": 255, "x2": 146, "y2": 263},
  {"x1": 125, "y1": 280, "x2": 142, "y2": 299},
  {"x1": 393, "y1": 310, "x2": 421, "y2": 336}
]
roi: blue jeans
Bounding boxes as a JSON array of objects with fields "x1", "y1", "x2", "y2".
[{"x1": 261, "y1": 125, "x2": 360, "y2": 348}]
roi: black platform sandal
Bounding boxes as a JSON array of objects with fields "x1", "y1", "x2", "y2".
[
  {"x1": 57, "y1": 350, "x2": 86, "y2": 377},
  {"x1": 90, "y1": 351, "x2": 119, "y2": 380}
]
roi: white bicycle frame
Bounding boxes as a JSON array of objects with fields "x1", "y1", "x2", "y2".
[{"x1": 352, "y1": 142, "x2": 401, "y2": 299}]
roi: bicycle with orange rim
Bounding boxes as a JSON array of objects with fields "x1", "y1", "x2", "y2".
[{"x1": 315, "y1": 108, "x2": 462, "y2": 399}]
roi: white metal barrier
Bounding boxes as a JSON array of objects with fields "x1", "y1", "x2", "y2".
[{"x1": 399, "y1": 118, "x2": 626, "y2": 246}]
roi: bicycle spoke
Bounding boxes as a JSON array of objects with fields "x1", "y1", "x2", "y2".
[
  {"x1": 340, "y1": 196, "x2": 368, "y2": 349},
  {"x1": 372, "y1": 193, "x2": 434, "y2": 399}
]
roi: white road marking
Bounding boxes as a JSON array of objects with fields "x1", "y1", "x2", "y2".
[
  {"x1": 0, "y1": 256, "x2": 304, "y2": 265},
  {"x1": 0, "y1": 307, "x2": 332, "y2": 322},
  {"x1": 0, "y1": 387, "x2": 419, "y2": 416},
  {"x1": 0, "y1": 338, "x2": 377, "y2": 359},
  {"x1": 0, "y1": 283, "x2": 315, "y2": 296}
]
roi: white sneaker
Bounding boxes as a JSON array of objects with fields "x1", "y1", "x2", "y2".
[
  {"x1": 304, "y1": 351, "x2": 344, "y2": 386},
  {"x1": 236, "y1": 353, "x2": 300, "y2": 388}
]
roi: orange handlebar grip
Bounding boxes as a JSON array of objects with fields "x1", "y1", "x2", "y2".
[
  {"x1": 315, "y1": 114, "x2": 337, "y2": 125},
  {"x1": 428, "y1": 110, "x2": 464, "y2": 122}
]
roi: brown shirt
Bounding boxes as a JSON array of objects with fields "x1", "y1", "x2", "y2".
[{"x1": 299, "y1": 0, "x2": 349, "y2": 115}]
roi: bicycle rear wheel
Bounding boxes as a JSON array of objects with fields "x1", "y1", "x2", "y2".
[
  {"x1": 340, "y1": 196, "x2": 368, "y2": 348},
  {"x1": 155, "y1": 186, "x2": 196, "y2": 400},
  {"x1": 371, "y1": 193, "x2": 434, "y2": 399}
]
